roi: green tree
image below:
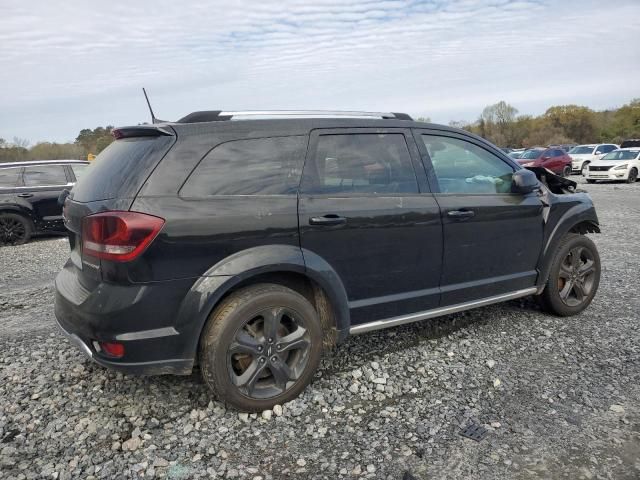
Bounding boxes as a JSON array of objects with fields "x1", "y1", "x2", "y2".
[{"x1": 543, "y1": 105, "x2": 596, "y2": 143}]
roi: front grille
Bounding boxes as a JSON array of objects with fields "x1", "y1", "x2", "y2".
[{"x1": 589, "y1": 166, "x2": 612, "y2": 172}]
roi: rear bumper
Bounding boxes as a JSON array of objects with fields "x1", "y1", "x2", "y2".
[
  {"x1": 54, "y1": 314, "x2": 193, "y2": 375},
  {"x1": 54, "y1": 260, "x2": 196, "y2": 375}
]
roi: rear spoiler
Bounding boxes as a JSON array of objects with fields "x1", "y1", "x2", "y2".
[{"x1": 112, "y1": 125, "x2": 174, "y2": 139}]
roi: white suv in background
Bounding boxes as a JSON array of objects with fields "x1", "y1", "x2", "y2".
[
  {"x1": 569, "y1": 144, "x2": 619, "y2": 175},
  {"x1": 585, "y1": 148, "x2": 640, "y2": 184}
]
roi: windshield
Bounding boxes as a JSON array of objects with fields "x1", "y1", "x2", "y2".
[
  {"x1": 601, "y1": 150, "x2": 640, "y2": 161},
  {"x1": 520, "y1": 149, "x2": 543, "y2": 159},
  {"x1": 569, "y1": 146, "x2": 595, "y2": 154}
]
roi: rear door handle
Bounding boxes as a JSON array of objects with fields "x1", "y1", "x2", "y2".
[
  {"x1": 447, "y1": 209, "x2": 475, "y2": 219},
  {"x1": 17, "y1": 193, "x2": 33, "y2": 198},
  {"x1": 309, "y1": 214, "x2": 347, "y2": 226}
]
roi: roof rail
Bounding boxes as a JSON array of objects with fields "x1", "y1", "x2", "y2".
[{"x1": 176, "y1": 110, "x2": 413, "y2": 123}]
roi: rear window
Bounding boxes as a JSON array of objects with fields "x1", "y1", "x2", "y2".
[
  {"x1": 23, "y1": 165, "x2": 68, "y2": 186},
  {"x1": 71, "y1": 136, "x2": 174, "y2": 202},
  {"x1": 0, "y1": 167, "x2": 22, "y2": 188},
  {"x1": 181, "y1": 136, "x2": 307, "y2": 196}
]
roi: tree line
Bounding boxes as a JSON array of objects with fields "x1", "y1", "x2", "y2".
[
  {"x1": 451, "y1": 98, "x2": 640, "y2": 148},
  {"x1": 1, "y1": 98, "x2": 638, "y2": 163},
  {"x1": 0, "y1": 126, "x2": 115, "y2": 163}
]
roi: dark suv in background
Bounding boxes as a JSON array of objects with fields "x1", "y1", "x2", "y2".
[
  {"x1": 0, "y1": 160, "x2": 89, "y2": 245},
  {"x1": 54, "y1": 111, "x2": 601, "y2": 411}
]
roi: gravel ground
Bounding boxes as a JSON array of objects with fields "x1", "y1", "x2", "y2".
[{"x1": 1, "y1": 179, "x2": 639, "y2": 480}]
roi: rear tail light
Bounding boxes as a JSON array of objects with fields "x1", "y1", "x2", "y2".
[
  {"x1": 95, "y1": 341, "x2": 125, "y2": 358},
  {"x1": 82, "y1": 211, "x2": 164, "y2": 262}
]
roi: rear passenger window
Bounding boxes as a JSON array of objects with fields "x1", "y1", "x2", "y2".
[
  {"x1": 181, "y1": 136, "x2": 306, "y2": 196},
  {"x1": 302, "y1": 134, "x2": 418, "y2": 194},
  {"x1": 421, "y1": 135, "x2": 514, "y2": 194},
  {"x1": 23, "y1": 165, "x2": 68, "y2": 186},
  {"x1": 0, "y1": 167, "x2": 22, "y2": 188}
]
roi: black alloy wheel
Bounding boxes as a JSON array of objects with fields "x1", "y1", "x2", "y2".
[
  {"x1": 627, "y1": 168, "x2": 638, "y2": 183},
  {"x1": 199, "y1": 284, "x2": 323, "y2": 411},
  {"x1": 228, "y1": 306, "x2": 311, "y2": 399},
  {"x1": 556, "y1": 246, "x2": 597, "y2": 307},
  {"x1": 0, "y1": 214, "x2": 31, "y2": 246},
  {"x1": 539, "y1": 233, "x2": 600, "y2": 316}
]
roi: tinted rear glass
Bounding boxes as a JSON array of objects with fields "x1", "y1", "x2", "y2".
[
  {"x1": 23, "y1": 165, "x2": 68, "y2": 186},
  {"x1": 0, "y1": 167, "x2": 22, "y2": 188},
  {"x1": 181, "y1": 136, "x2": 307, "y2": 196},
  {"x1": 71, "y1": 136, "x2": 174, "y2": 202}
]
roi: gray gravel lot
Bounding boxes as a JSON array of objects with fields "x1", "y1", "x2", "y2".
[{"x1": 1, "y1": 179, "x2": 639, "y2": 479}]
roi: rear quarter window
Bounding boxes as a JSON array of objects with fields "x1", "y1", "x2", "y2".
[
  {"x1": 180, "y1": 136, "x2": 307, "y2": 196},
  {"x1": 0, "y1": 167, "x2": 22, "y2": 188},
  {"x1": 71, "y1": 136, "x2": 174, "y2": 202},
  {"x1": 23, "y1": 165, "x2": 68, "y2": 186}
]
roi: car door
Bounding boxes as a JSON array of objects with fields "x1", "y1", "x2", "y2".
[
  {"x1": 21, "y1": 164, "x2": 71, "y2": 230},
  {"x1": 549, "y1": 149, "x2": 566, "y2": 174},
  {"x1": 414, "y1": 130, "x2": 544, "y2": 306},
  {"x1": 298, "y1": 128, "x2": 443, "y2": 325}
]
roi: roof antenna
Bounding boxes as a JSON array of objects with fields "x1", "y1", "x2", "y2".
[{"x1": 142, "y1": 87, "x2": 158, "y2": 124}]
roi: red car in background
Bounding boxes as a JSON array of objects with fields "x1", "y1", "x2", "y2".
[{"x1": 516, "y1": 147, "x2": 572, "y2": 176}]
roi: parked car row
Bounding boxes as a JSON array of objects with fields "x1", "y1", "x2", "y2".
[
  {"x1": 503, "y1": 141, "x2": 639, "y2": 183},
  {"x1": 567, "y1": 144, "x2": 619, "y2": 175},
  {"x1": 0, "y1": 160, "x2": 89, "y2": 245}
]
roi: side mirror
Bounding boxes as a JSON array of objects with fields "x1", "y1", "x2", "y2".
[
  {"x1": 512, "y1": 168, "x2": 540, "y2": 194},
  {"x1": 595, "y1": 151, "x2": 602, "y2": 155}
]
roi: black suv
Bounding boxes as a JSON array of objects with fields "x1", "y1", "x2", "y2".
[
  {"x1": 54, "y1": 111, "x2": 601, "y2": 411},
  {"x1": 0, "y1": 160, "x2": 89, "y2": 245}
]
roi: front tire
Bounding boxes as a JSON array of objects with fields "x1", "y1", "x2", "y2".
[
  {"x1": 626, "y1": 168, "x2": 638, "y2": 183},
  {"x1": 0, "y1": 213, "x2": 33, "y2": 246},
  {"x1": 538, "y1": 234, "x2": 600, "y2": 316},
  {"x1": 562, "y1": 166, "x2": 571, "y2": 177},
  {"x1": 581, "y1": 162, "x2": 590, "y2": 176},
  {"x1": 199, "y1": 284, "x2": 323, "y2": 412}
]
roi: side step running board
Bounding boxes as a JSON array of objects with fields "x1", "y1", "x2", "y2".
[{"x1": 349, "y1": 287, "x2": 538, "y2": 334}]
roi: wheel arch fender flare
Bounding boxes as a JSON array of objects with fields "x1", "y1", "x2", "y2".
[
  {"x1": 0, "y1": 204, "x2": 36, "y2": 220},
  {"x1": 537, "y1": 203, "x2": 600, "y2": 289},
  {"x1": 175, "y1": 245, "x2": 351, "y2": 361}
]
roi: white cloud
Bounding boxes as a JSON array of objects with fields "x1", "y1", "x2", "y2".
[{"x1": 0, "y1": 0, "x2": 639, "y2": 142}]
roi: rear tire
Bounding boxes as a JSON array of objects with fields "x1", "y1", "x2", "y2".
[
  {"x1": 199, "y1": 283, "x2": 323, "y2": 412},
  {"x1": 538, "y1": 234, "x2": 600, "y2": 316},
  {"x1": 0, "y1": 213, "x2": 33, "y2": 246},
  {"x1": 626, "y1": 168, "x2": 638, "y2": 183}
]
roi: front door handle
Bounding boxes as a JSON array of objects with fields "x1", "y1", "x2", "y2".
[
  {"x1": 309, "y1": 214, "x2": 347, "y2": 226},
  {"x1": 447, "y1": 209, "x2": 475, "y2": 219},
  {"x1": 17, "y1": 193, "x2": 33, "y2": 198}
]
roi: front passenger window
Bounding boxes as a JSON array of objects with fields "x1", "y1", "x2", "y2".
[{"x1": 421, "y1": 135, "x2": 514, "y2": 194}]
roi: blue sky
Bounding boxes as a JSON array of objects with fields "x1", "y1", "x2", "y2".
[{"x1": 1, "y1": 0, "x2": 639, "y2": 143}]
